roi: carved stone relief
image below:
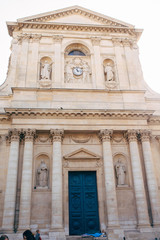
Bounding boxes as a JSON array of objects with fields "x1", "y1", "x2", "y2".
[{"x1": 64, "y1": 57, "x2": 91, "y2": 83}]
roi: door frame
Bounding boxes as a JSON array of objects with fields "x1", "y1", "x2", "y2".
[{"x1": 63, "y1": 166, "x2": 106, "y2": 235}]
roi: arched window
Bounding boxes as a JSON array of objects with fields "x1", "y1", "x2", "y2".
[{"x1": 68, "y1": 50, "x2": 86, "y2": 56}]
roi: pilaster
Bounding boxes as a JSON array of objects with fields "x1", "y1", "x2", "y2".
[{"x1": 53, "y1": 35, "x2": 63, "y2": 87}]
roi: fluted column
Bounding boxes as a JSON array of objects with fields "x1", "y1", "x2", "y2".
[
  {"x1": 140, "y1": 130, "x2": 160, "y2": 226},
  {"x1": 99, "y1": 129, "x2": 119, "y2": 228},
  {"x1": 2, "y1": 129, "x2": 20, "y2": 231},
  {"x1": 18, "y1": 129, "x2": 36, "y2": 230},
  {"x1": 50, "y1": 129, "x2": 64, "y2": 230},
  {"x1": 127, "y1": 130, "x2": 150, "y2": 227}
]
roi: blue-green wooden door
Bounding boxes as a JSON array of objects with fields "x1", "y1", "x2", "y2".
[{"x1": 69, "y1": 171, "x2": 100, "y2": 235}]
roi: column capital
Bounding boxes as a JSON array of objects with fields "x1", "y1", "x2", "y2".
[
  {"x1": 52, "y1": 35, "x2": 63, "y2": 43},
  {"x1": 126, "y1": 129, "x2": 138, "y2": 142},
  {"x1": 8, "y1": 128, "x2": 21, "y2": 142},
  {"x1": 24, "y1": 128, "x2": 36, "y2": 142},
  {"x1": 50, "y1": 129, "x2": 64, "y2": 142},
  {"x1": 139, "y1": 130, "x2": 151, "y2": 142},
  {"x1": 91, "y1": 36, "x2": 101, "y2": 46},
  {"x1": 112, "y1": 38, "x2": 122, "y2": 47},
  {"x1": 30, "y1": 34, "x2": 42, "y2": 43},
  {"x1": 99, "y1": 129, "x2": 113, "y2": 142}
]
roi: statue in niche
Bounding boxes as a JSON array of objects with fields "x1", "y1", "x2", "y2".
[
  {"x1": 104, "y1": 63, "x2": 114, "y2": 82},
  {"x1": 40, "y1": 60, "x2": 51, "y2": 80},
  {"x1": 37, "y1": 160, "x2": 49, "y2": 188},
  {"x1": 115, "y1": 159, "x2": 126, "y2": 185}
]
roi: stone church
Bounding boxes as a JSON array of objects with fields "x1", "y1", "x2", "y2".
[{"x1": 0, "y1": 5, "x2": 160, "y2": 240}]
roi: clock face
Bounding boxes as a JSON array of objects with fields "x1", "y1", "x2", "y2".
[{"x1": 73, "y1": 67, "x2": 83, "y2": 76}]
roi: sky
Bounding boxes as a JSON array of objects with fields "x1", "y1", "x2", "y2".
[{"x1": 0, "y1": 0, "x2": 160, "y2": 93}]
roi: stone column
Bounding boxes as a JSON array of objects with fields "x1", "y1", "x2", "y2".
[
  {"x1": 2, "y1": 129, "x2": 20, "y2": 231},
  {"x1": 18, "y1": 129, "x2": 36, "y2": 230},
  {"x1": 99, "y1": 129, "x2": 119, "y2": 228},
  {"x1": 50, "y1": 129, "x2": 64, "y2": 231},
  {"x1": 53, "y1": 35, "x2": 63, "y2": 87},
  {"x1": 91, "y1": 37, "x2": 103, "y2": 88},
  {"x1": 140, "y1": 130, "x2": 160, "y2": 226},
  {"x1": 127, "y1": 130, "x2": 150, "y2": 227}
]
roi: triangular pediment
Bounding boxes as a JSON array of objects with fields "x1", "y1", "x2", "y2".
[
  {"x1": 17, "y1": 5, "x2": 134, "y2": 28},
  {"x1": 64, "y1": 148, "x2": 100, "y2": 160}
]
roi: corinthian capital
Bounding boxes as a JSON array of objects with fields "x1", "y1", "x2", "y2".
[
  {"x1": 126, "y1": 129, "x2": 138, "y2": 142},
  {"x1": 139, "y1": 130, "x2": 151, "y2": 142},
  {"x1": 50, "y1": 129, "x2": 64, "y2": 142},
  {"x1": 24, "y1": 129, "x2": 36, "y2": 142},
  {"x1": 99, "y1": 129, "x2": 113, "y2": 142},
  {"x1": 8, "y1": 128, "x2": 21, "y2": 142}
]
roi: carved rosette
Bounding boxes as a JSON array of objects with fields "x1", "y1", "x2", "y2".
[
  {"x1": 7, "y1": 128, "x2": 21, "y2": 142},
  {"x1": 50, "y1": 129, "x2": 64, "y2": 142},
  {"x1": 126, "y1": 130, "x2": 138, "y2": 142},
  {"x1": 24, "y1": 129, "x2": 36, "y2": 142},
  {"x1": 139, "y1": 130, "x2": 151, "y2": 142},
  {"x1": 99, "y1": 129, "x2": 113, "y2": 142}
]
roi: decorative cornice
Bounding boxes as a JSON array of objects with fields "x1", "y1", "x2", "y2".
[
  {"x1": 50, "y1": 129, "x2": 64, "y2": 142},
  {"x1": 7, "y1": 22, "x2": 138, "y2": 38},
  {"x1": 5, "y1": 108, "x2": 154, "y2": 120},
  {"x1": 148, "y1": 116, "x2": 160, "y2": 124}
]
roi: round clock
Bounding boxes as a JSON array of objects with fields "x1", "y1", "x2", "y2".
[{"x1": 73, "y1": 67, "x2": 83, "y2": 76}]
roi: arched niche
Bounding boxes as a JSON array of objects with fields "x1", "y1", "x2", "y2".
[
  {"x1": 34, "y1": 154, "x2": 50, "y2": 189},
  {"x1": 39, "y1": 56, "x2": 52, "y2": 81},
  {"x1": 103, "y1": 58, "x2": 117, "y2": 89},
  {"x1": 113, "y1": 153, "x2": 129, "y2": 187}
]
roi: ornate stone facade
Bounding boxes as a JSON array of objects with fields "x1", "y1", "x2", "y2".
[{"x1": 0, "y1": 5, "x2": 160, "y2": 240}]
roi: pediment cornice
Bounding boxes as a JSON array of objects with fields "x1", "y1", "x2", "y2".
[
  {"x1": 4, "y1": 108, "x2": 154, "y2": 120},
  {"x1": 17, "y1": 6, "x2": 133, "y2": 28},
  {"x1": 7, "y1": 6, "x2": 142, "y2": 39},
  {"x1": 7, "y1": 21, "x2": 141, "y2": 38},
  {"x1": 64, "y1": 147, "x2": 100, "y2": 160}
]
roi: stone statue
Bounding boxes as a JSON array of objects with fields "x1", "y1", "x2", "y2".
[
  {"x1": 115, "y1": 159, "x2": 126, "y2": 185},
  {"x1": 104, "y1": 64, "x2": 114, "y2": 81},
  {"x1": 37, "y1": 160, "x2": 48, "y2": 188},
  {"x1": 40, "y1": 60, "x2": 51, "y2": 80}
]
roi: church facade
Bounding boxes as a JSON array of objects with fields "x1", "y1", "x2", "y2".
[{"x1": 0, "y1": 6, "x2": 160, "y2": 240}]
